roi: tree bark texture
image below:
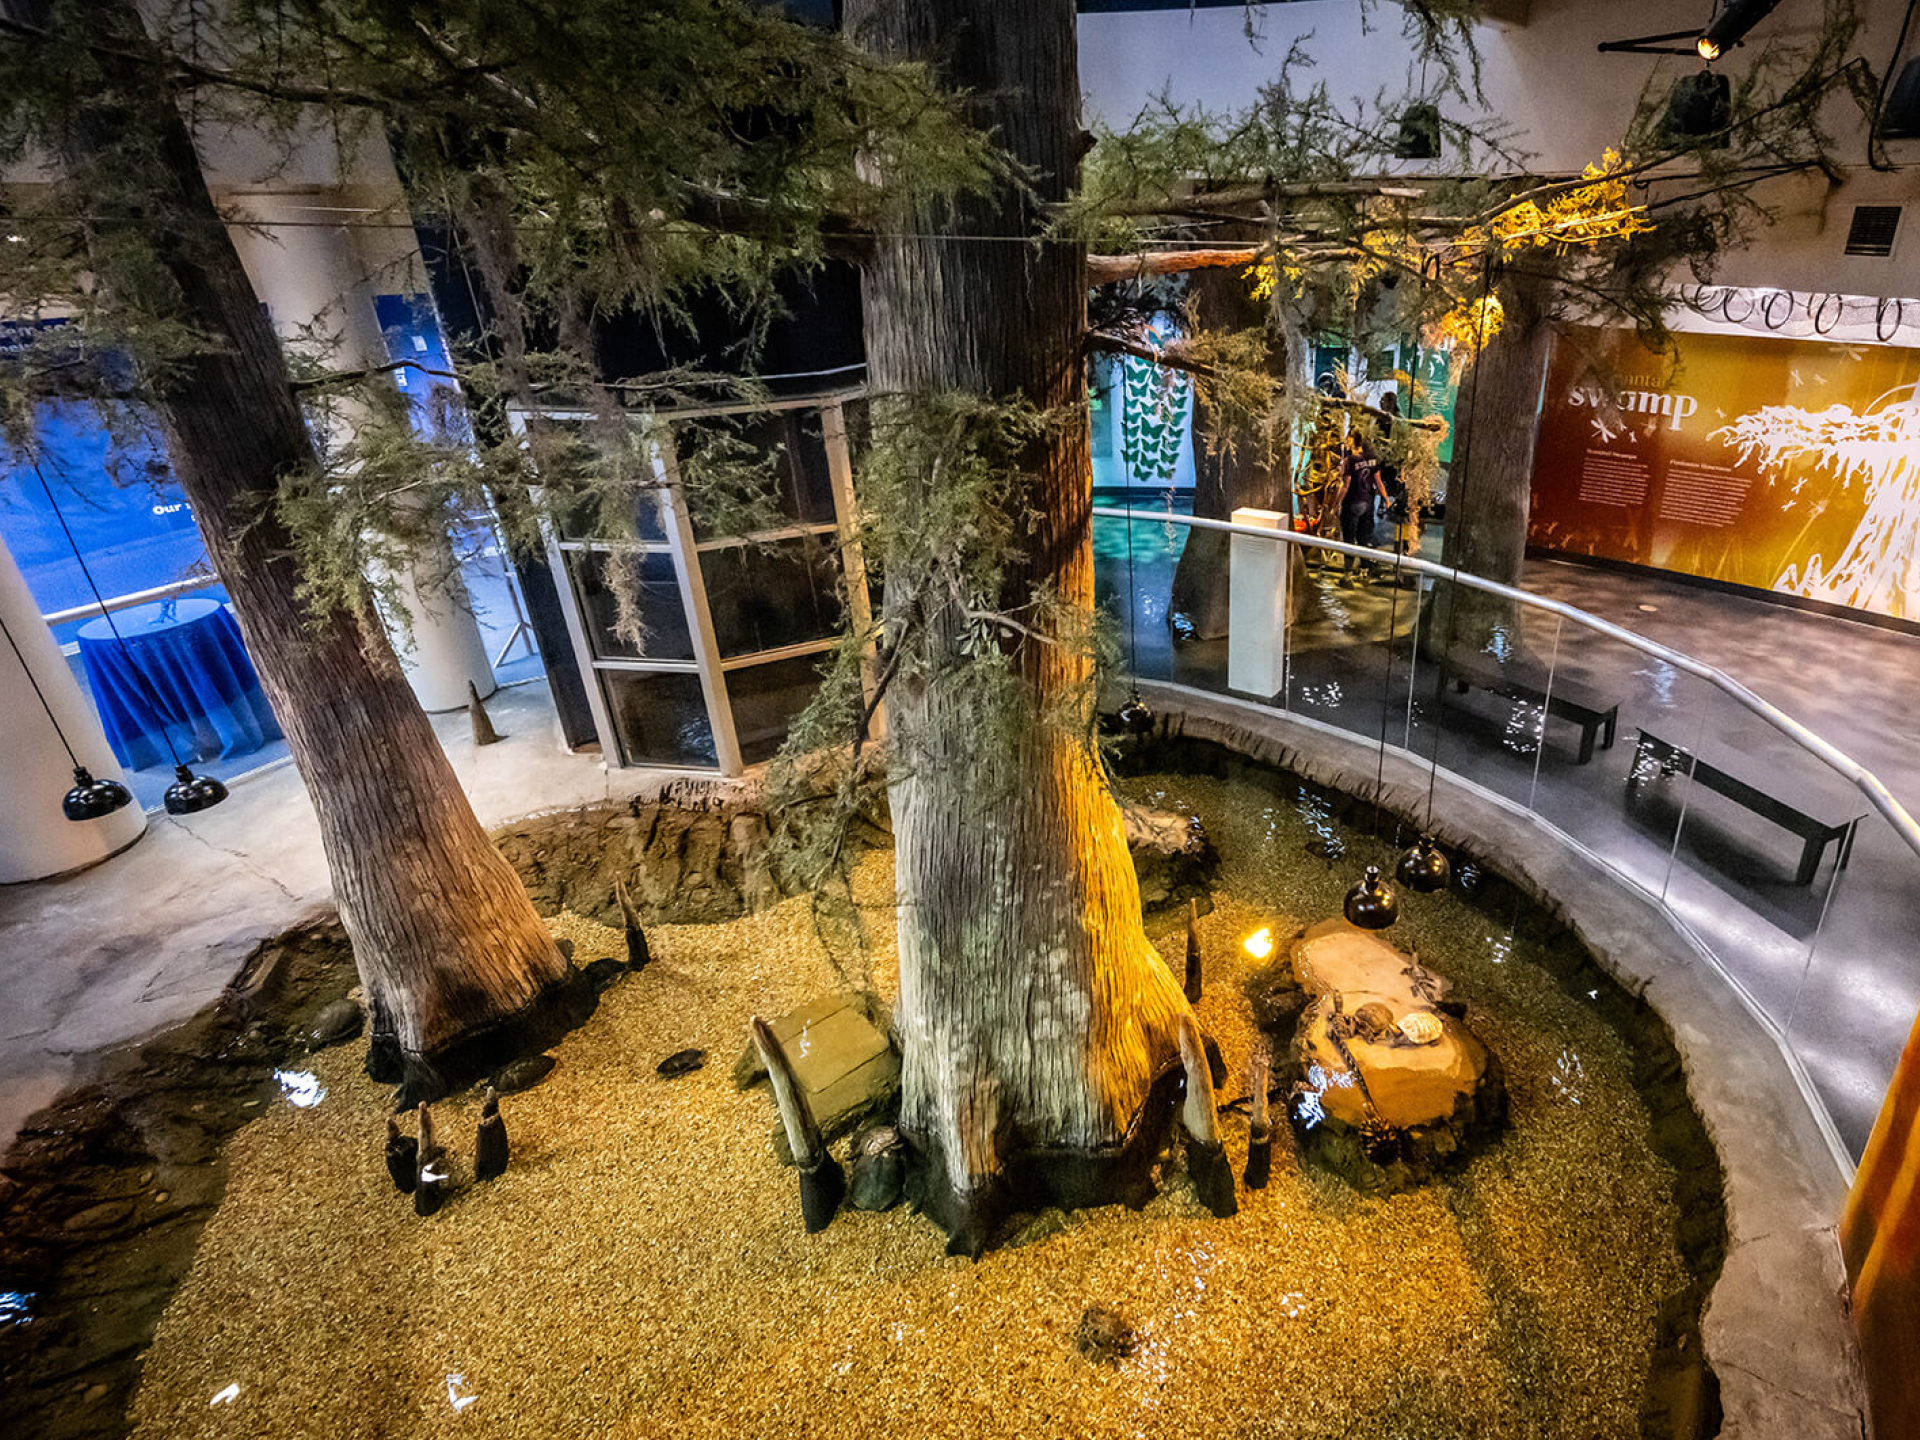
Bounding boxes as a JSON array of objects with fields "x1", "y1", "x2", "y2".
[
  {"x1": 1167, "y1": 249, "x2": 1299, "y2": 642},
  {"x1": 58, "y1": 3, "x2": 577, "y2": 1101},
  {"x1": 847, "y1": 0, "x2": 1196, "y2": 1247},
  {"x1": 1429, "y1": 264, "x2": 1556, "y2": 657}
]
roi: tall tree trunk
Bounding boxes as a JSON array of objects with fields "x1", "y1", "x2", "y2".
[
  {"x1": 847, "y1": 0, "x2": 1196, "y2": 1254},
  {"x1": 54, "y1": 2, "x2": 579, "y2": 1103},
  {"x1": 1166, "y1": 251, "x2": 1301, "y2": 641},
  {"x1": 1428, "y1": 264, "x2": 1555, "y2": 658}
]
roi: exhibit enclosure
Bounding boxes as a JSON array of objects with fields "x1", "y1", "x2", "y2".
[{"x1": 1530, "y1": 326, "x2": 1920, "y2": 623}]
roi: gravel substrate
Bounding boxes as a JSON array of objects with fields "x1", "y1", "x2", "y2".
[{"x1": 129, "y1": 771, "x2": 1687, "y2": 1440}]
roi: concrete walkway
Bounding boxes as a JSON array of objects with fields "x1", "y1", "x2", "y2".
[{"x1": 0, "y1": 681, "x2": 681, "y2": 1149}]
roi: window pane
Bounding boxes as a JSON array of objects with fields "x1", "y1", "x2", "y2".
[
  {"x1": 726, "y1": 652, "x2": 838, "y2": 765},
  {"x1": 601, "y1": 670, "x2": 717, "y2": 768},
  {"x1": 678, "y1": 409, "x2": 835, "y2": 541},
  {"x1": 550, "y1": 485, "x2": 668, "y2": 545},
  {"x1": 700, "y1": 537, "x2": 843, "y2": 659},
  {"x1": 564, "y1": 550, "x2": 693, "y2": 662}
]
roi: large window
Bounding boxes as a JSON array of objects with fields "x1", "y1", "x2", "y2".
[{"x1": 529, "y1": 390, "x2": 871, "y2": 774}]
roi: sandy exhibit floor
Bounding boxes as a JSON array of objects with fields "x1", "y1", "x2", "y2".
[{"x1": 128, "y1": 772, "x2": 1687, "y2": 1440}]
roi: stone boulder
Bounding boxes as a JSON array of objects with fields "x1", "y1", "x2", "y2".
[{"x1": 733, "y1": 992, "x2": 900, "y2": 1164}]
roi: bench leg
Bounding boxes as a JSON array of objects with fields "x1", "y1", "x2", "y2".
[
  {"x1": 1795, "y1": 836, "x2": 1824, "y2": 888},
  {"x1": 1600, "y1": 709, "x2": 1618, "y2": 750},
  {"x1": 1576, "y1": 723, "x2": 1596, "y2": 766}
]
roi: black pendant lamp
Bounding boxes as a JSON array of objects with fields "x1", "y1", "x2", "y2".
[
  {"x1": 163, "y1": 764, "x2": 229, "y2": 815},
  {"x1": 1396, "y1": 833, "x2": 1452, "y2": 893},
  {"x1": 1344, "y1": 865, "x2": 1399, "y2": 930},
  {"x1": 63, "y1": 765, "x2": 134, "y2": 821},
  {"x1": 36, "y1": 463, "x2": 228, "y2": 818},
  {"x1": 1117, "y1": 691, "x2": 1154, "y2": 736}
]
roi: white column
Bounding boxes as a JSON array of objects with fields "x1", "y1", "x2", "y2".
[
  {"x1": 222, "y1": 185, "x2": 496, "y2": 711},
  {"x1": 1226, "y1": 507, "x2": 1289, "y2": 699},
  {"x1": 0, "y1": 539, "x2": 146, "y2": 882}
]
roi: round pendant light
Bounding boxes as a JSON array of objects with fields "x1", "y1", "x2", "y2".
[
  {"x1": 1343, "y1": 865, "x2": 1399, "y2": 930},
  {"x1": 1117, "y1": 691, "x2": 1154, "y2": 736},
  {"x1": 1395, "y1": 833, "x2": 1451, "y2": 893},
  {"x1": 62, "y1": 766, "x2": 135, "y2": 821},
  {"x1": 163, "y1": 764, "x2": 230, "y2": 816}
]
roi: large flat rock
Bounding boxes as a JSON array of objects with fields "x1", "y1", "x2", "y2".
[{"x1": 733, "y1": 992, "x2": 899, "y2": 1163}]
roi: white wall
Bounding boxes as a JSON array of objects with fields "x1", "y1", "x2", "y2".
[{"x1": 1079, "y1": 0, "x2": 1920, "y2": 312}]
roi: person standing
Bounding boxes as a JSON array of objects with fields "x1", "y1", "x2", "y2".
[{"x1": 1338, "y1": 433, "x2": 1389, "y2": 575}]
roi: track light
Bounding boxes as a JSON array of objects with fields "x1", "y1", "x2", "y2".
[{"x1": 1697, "y1": 0, "x2": 1786, "y2": 62}]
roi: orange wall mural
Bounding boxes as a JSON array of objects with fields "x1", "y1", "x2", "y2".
[{"x1": 1528, "y1": 326, "x2": 1920, "y2": 623}]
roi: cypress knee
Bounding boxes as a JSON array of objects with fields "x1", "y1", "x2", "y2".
[{"x1": 474, "y1": 1087, "x2": 509, "y2": 1181}]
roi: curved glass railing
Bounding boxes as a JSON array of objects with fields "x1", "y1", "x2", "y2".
[{"x1": 1095, "y1": 505, "x2": 1920, "y2": 1176}]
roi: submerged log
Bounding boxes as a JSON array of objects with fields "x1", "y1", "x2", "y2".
[
  {"x1": 613, "y1": 875, "x2": 652, "y2": 970},
  {"x1": 413, "y1": 1105, "x2": 448, "y2": 1216},
  {"x1": 1177, "y1": 1016, "x2": 1237, "y2": 1218},
  {"x1": 384, "y1": 1117, "x2": 417, "y2": 1194},
  {"x1": 1184, "y1": 899, "x2": 1204, "y2": 1004},
  {"x1": 1244, "y1": 1048, "x2": 1273, "y2": 1190},
  {"x1": 751, "y1": 1016, "x2": 844, "y2": 1234},
  {"x1": 474, "y1": 1087, "x2": 508, "y2": 1181}
]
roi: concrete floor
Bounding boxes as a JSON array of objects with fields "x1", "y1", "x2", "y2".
[{"x1": 0, "y1": 680, "x2": 693, "y2": 1150}]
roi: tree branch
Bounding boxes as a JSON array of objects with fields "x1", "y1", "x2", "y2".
[{"x1": 1087, "y1": 246, "x2": 1261, "y2": 285}]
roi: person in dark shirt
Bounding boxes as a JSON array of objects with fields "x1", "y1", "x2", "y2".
[{"x1": 1338, "y1": 433, "x2": 1389, "y2": 572}]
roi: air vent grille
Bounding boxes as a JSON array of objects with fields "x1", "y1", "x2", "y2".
[{"x1": 1844, "y1": 205, "x2": 1901, "y2": 257}]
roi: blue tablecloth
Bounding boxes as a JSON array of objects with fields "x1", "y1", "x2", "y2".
[{"x1": 77, "y1": 598, "x2": 282, "y2": 771}]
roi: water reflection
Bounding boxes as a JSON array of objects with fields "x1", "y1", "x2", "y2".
[
  {"x1": 273, "y1": 1069, "x2": 326, "y2": 1108},
  {"x1": 446, "y1": 1373, "x2": 479, "y2": 1412},
  {"x1": 0, "y1": 1290, "x2": 33, "y2": 1329},
  {"x1": 209, "y1": 1382, "x2": 239, "y2": 1406},
  {"x1": 1550, "y1": 1048, "x2": 1587, "y2": 1106}
]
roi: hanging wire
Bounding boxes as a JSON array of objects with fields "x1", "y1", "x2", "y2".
[
  {"x1": 33, "y1": 460, "x2": 191, "y2": 770},
  {"x1": 1423, "y1": 247, "x2": 1498, "y2": 833},
  {"x1": 1124, "y1": 500, "x2": 1139, "y2": 676},
  {"x1": 0, "y1": 608, "x2": 81, "y2": 767}
]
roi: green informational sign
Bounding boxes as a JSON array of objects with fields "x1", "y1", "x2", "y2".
[{"x1": 1408, "y1": 346, "x2": 1461, "y2": 464}]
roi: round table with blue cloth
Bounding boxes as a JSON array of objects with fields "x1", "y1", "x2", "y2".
[{"x1": 77, "y1": 597, "x2": 283, "y2": 772}]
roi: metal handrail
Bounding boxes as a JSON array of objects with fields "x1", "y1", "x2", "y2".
[
  {"x1": 1093, "y1": 505, "x2": 1920, "y2": 865},
  {"x1": 39, "y1": 574, "x2": 220, "y2": 628}
]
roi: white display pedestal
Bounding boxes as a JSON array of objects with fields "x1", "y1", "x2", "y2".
[
  {"x1": 1226, "y1": 507, "x2": 1289, "y2": 700},
  {"x1": 0, "y1": 539, "x2": 146, "y2": 883}
]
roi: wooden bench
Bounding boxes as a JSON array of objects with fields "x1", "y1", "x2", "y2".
[
  {"x1": 1436, "y1": 650, "x2": 1619, "y2": 765},
  {"x1": 1626, "y1": 729, "x2": 1861, "y2": 887}
]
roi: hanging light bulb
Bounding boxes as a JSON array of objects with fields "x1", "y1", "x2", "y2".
[
  {"x1": 62, "y1": 766, "x2": 134, "y2": 822},
  {"x1": 1116, "y1": 690, "x2": 1154, "y2": 736},
  {"x1": 163, "y1": 764, "x2": 229, "y2": 816},
  {"x1": 1395, "y1": 833, "x2": 1452, "y2": 893},
  {"x1": 1343, "y1": 865, "x2": 1399, "y2": 930}
]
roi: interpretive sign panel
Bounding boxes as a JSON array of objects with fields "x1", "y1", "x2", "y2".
[{"x1": 1528, "y1": 326, "x2": 1920, "y2": 622}]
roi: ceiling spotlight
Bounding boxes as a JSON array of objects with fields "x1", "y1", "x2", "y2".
[{"x1": 1697, "y1": 0, "x2": 1786, "y2": 63}]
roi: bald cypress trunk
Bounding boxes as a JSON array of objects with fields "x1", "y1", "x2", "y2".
[
  {"x1": 847, "y1": 0, "x2": 1197, "y2": 1254},
  {"x1": 1167, "y1": 256, "x2": 1299, "y2": 642},
  {"x1": 47, "y1": 2, "x2": 577, "y2": 1103},
  {"x1": 1429, "y1": 266, "x2": 1555, "y2": 657}
]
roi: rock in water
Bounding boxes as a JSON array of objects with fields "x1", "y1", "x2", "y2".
[
  {"x1": 1073, "y1": 1305, "x2": 1137, "y2": 1365},
  {"x1": 846, "y1": 1125, "x2": 905, "y2": 1212},
  {"x1": 309, "y1": 998, "x2": 363, "y2": 1048},
  {"x1": 414, "y1": 1105, "x2": 448, "y2": 1216},
  {"x1": 468, "y1": 680, "x2": 501, "y2": 746},
  {"x1": 384, "y1": 1118, "x2": 417, "y2": 1194},
  {"x1": 656, "y1": 1048, "x2": 705, "y2": 1078},
  {"x1": 492, "y1": 1053, "x2": 556, "y2": 1094},
  {"x1": 474, "y1": 1088, "x2": 508, "y2": 1182}
]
